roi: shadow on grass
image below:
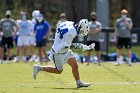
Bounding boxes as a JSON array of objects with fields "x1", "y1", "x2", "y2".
[{"x1": 51, "y1": 87, "x2": 92, "y2": 90}]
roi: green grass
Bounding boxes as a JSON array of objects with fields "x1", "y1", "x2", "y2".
[{"x1": 0, "y1": 62, "x2": 140, "y2": 93}]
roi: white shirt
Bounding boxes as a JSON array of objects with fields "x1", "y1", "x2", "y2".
[{"x1": 52, "y1": 21, "x2": 77, "y2": 53}]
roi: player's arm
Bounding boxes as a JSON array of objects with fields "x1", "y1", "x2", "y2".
[
  {"x1": 15, "y1": 24, "x2": 19, "y2": 32},
  {"x1": 45, "y1": 28, "x2": 51, "y2": 39},
  {"x1": 124, "y1": 19, "x2": 133, "y2": 29},
  {"x1": 0, "y1": 22, "x2": 2, "y2": 37},
  {"x1": 90, "y1": 28, "x2": 101, "y2": 34},
  {"x1": 114, "y1": 27, "x2": 118, "y2": 44},
  {"x1": 114, "y1": 20, "x2": 119, "y2": 43},
  {"x1": 44, "y1": 22, "x2": 51, "y2": 39},
  {"x1": 72, "y1": 43, "x2": 95, "y2": 51},
  {"x1": 89, "y1": 24, "x2": 101, "y2": 35},
  {"x1": 13, "y1": 21, "x2": 19, "y2": 36}
]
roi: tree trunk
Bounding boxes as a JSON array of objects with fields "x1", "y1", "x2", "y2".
[
  {"x1": 6, "y1": 0, "x2": 14, "y2": 10},
  {"x1": 131, "y1": 0, "x2": 140, "y2": 28},
  {"x1": 75, "y1": 0, "x2": 91, "y2": 22},
  {"x1": 62, "y1": 0, "x2": 76, "y2": 21}
]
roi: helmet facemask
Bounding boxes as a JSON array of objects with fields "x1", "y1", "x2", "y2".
[{"x1": 78, "y1": 19, "x2": 90, "y2": 36}]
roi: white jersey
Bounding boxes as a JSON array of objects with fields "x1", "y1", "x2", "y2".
[{"x1": 52, "y1": 21, "x2": 77, "y2": 53}]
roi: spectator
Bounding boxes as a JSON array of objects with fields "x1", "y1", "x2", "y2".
[
  {"x1": 57, "y1": 13, "x2": 67, "y2": 26},
  {"x1": 34, "y1": 13, "x2": 51, "y2": 64},
  {"x1": 114, "y1": 9, "x2": 133, "y2": 66},
  {"x1": 86, "y1": 12, "x2": 102, "y2": 65},
  {"x1": 14, "y1": 12, "x2": 32, "y2": 62},
  {"x1": 13, "y1": 11, "x2": 24, "y2": 62},
  {"x1": 0, "y1": 10, "x2": 18, "y2": 64},
  {"x1": 28, "y1": 10, "x2": 40, "y2": 62}
]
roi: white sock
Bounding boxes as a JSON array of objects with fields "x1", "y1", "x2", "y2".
[
  {"x1": 38, "y1": 66, "x2": 43, "y2": 71},
  {"x1": 127, "y1": 57, "x2": 132, "y2": 64},
  {"x1": 76, "y1": 80, "x2": 81, "y2": 84},
  {"x1": 117, "y1": 57, "x2": 121, "y2": 64}
]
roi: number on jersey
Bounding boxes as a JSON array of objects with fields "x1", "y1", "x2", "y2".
[{"x1": 57, "y1": 24, "x2": 68, "y2": 39}]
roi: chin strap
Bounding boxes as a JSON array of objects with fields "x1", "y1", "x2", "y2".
[{"x1": 72, "y1": 43, "x2": 95, "y2": 51}]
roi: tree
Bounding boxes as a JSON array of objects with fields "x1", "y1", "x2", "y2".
[
  {"x1": 75, "y1": 0, "x2": 91, "y2": 22},
  {"x1": 62, "y1": 0, "x2": 76, "y2": 21},
  {"x1": 62, "y1": 0, "x2": 91, "y2": 22},
  {"x1": 131, "y1": 0, "x2": 140, "y2": 28}
]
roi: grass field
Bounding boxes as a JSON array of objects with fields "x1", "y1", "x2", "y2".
[{"x1": 0, "y1": 61, "x2": 140, "y2": 93}]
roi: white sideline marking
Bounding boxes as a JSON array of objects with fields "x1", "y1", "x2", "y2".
[{"x1": 4, "y1": 82, "x2": 140, "y2": 86}]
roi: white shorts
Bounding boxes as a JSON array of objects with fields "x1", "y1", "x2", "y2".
[
  {"x1": 29, "y1": 36, "x2": 36, "y2": 45},
  {"x1": 49, "y1": 49, "x2": 75, "y2": 70},
  {"x1": 17, "y1": 36, "x2": 30, "y2": 47}
]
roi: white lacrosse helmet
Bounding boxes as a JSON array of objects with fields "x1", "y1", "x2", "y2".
[
  {"x1": 32, "y1": 10, "x2": 40, "y2": 18},
  {"x1": 78, "y1": 19, "x2": 90, "y2": 36}
]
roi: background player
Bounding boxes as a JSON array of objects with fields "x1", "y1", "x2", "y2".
[
  {"x1": 114, "y1": 9, "x2": 133, "y2": 66},
  {"x1": 86, "y1": 12, "x2": 102, "y2": 65},
  {"x1": 28, "y1": 10, "x2": 40, "y2": 62},
  {"x1": 0, "y1": 10, "x2": 18, "y2": 64},
  {"x1": 34, "y1": 13, "x2": 51, "y2": 64}
]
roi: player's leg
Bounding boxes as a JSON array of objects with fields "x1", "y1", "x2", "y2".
[
  {"x1": 29, "y1": 45, "x2": 36, "y2": 62},
  {"x1": 36, "y1": 42, "x2": 43, "y2": 64},
  {"x1": 0, "y1": 39, "x2": 4, "y2": 63},
  {"x1": 41, "y1": 39, "x2": 48, "y2": 63},
  {"x1": 67, "y1": 57, "x2": 91, "y2": 88},
  {"x1": 96, "y1": 50, "x2": 101, "y2": 66},
  {"x1": 126, "y1": 49, "x2": 132, "y2": 66},
  {"x1": 86, "y1": 41, "x2": 92, "y2": 65},
  {"x1": 6, "y1": 37, "x2": 14, "y2": 64},
  {"x1": 33, "y1": 64, "x2": 62, "y2": 80},
  {"x1": 13, "y1": 35, "x2": 19, "y2": 62},
  {"x1": 38, "y1": 47, "x2": 43, "y2": 64},
  {"x1": 67, "y1": 58, "x2": 80, "y2": 80},
  {"x1": 33, "y1": 53, "x2": 63, "y2": 80},
  {"x1": 116, "y1": 49, "x2": 122, "y2": 65},
  {"x1": 6, "y1": 48, "x2": 10, "y2": 64},
  {"x1": 95, "y1": 42, "x2": 101, "y2": 66},
  {"x1": 21, "y1": 37, "x2": 28, "y2": 62},
  {"x1": 14, "y1": 36, "x2": 22, "y2": 62},
  {"x1": 86, "y1": 50, "x2": 91, "y2": 65},
  {"x1": 29, "y1": 37, "x2": 36, "y2": 62},
  {"x1": 42, "y1": 46, "x2": 48, "y2": 63},
  {"x1": 14, "y1": 46, "x2": 20, "y2": 62},
  {"x1": 116, "y1": 37, "x2": 123, "y2": 65},
  {"x1": 125, "y1": 38, "x2": 132, "y2": 66},
  {"x1": 0, "y1": 47, "x2": 3, "y2": 63}
]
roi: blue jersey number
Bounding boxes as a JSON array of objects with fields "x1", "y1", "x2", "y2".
[{"x1": 57, "y1": 28, "x2": 68, "y2": 39}]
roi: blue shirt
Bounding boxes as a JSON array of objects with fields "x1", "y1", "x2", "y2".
[{"x1": 34, "y1": 21, "x2": 50, "y2": 42}]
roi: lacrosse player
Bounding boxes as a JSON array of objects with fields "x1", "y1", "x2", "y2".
[{"x1": 33, "y1": 19, "x2": 94, "y2": 88}]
